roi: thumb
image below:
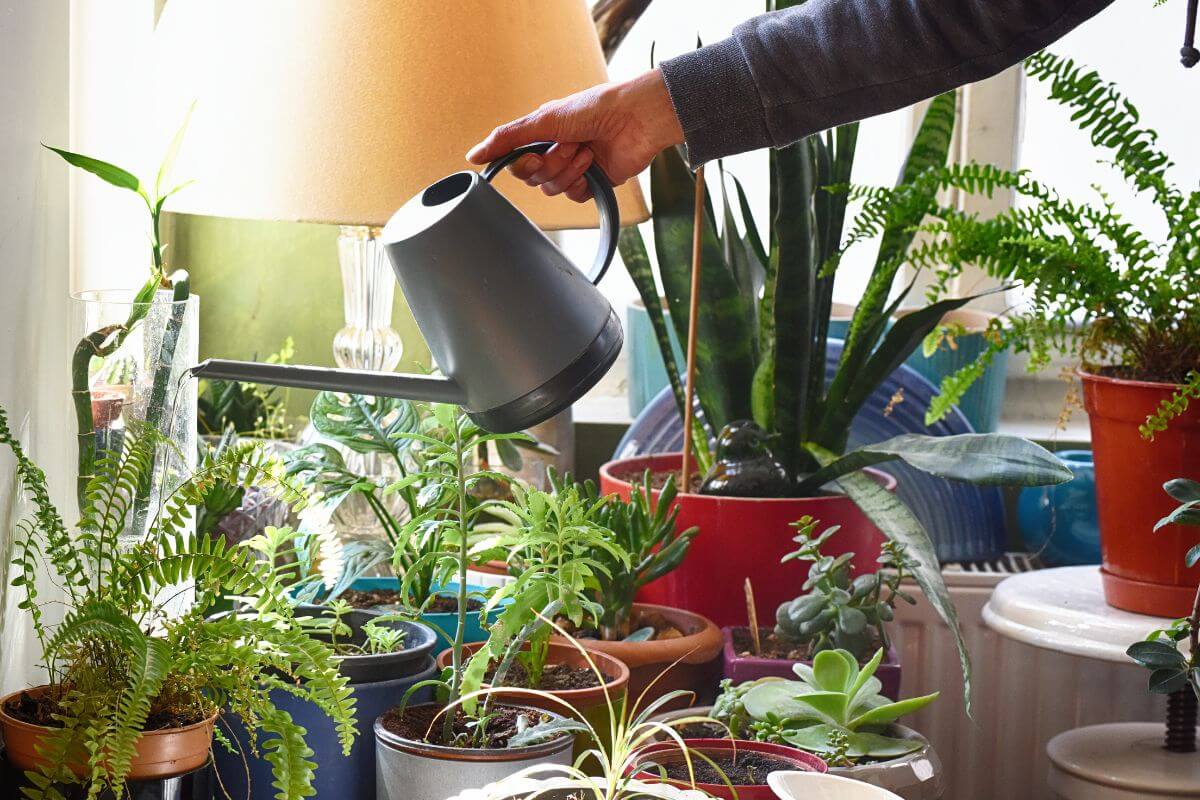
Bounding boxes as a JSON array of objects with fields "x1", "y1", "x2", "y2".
[{"x1": 466, "y1": 110, "x2": 560, "y2": 165}]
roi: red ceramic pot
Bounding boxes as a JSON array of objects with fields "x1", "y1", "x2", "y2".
[
  {"x1": 720, "y1": 627, "x2": 902, "y2": 700},
  {"x1": 598, "y1": 453, "x2": 893, "y2": 627},
  {"x1": 1082, "y1": 372, "x2": 1200, "y2": 617},
  {"x1": 631, "y1": 738, "x2": 826, "y2": 800}
]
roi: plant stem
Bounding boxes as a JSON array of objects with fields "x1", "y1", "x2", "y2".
[{"x1": 445, "y1": 417, "x2": 468, "y2": 743}]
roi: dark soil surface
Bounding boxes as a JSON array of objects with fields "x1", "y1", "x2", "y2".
[
  {"x1": 339, "y1": 588, "x2": 482, "y2": 613},
  {"x1": 489, "y1": 660, "x2": 609, "y2": 691},
  {"x1": 380, "y1": 703, "x2": 558, "y2": 748},
  {"x1": 674, "y1": 721, "x2": 728, "y2": 739},
  {"x1": 3, "y1": 689, "x2": 207, "y2": 731},
  {"x1": 647, "y1": 751, "x2": 802, "y2": 785},
  {"x1": 565, "y1": 609, "x2": 690, "y2": 642},
  {"x1": 732, "y1": 627, "x2": 815, "y2": 661},
  {"x1": 614, "y1": 468, "x2": 703, "y2": 494}
]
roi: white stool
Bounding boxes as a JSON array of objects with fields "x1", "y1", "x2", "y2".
[{"x1": 1047, "y1": 722, "x2": 1200, "y2": 799}]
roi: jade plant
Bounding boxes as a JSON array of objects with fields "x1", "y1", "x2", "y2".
[
  {"x1": 50, "y1": 111, "x2": 196, "y2": 515},
  {"x1": 624, "y1": 68, "x2": 1073, "y2": 703},
  {"x1": 853, "y1": 52, "x2": 1200, "y2": 437},
  {"x1": 545, "y1": 469, "x2": 698, "y2": 641},
  {"x1": 0, "y1": 405, "x2": 354, "y2": 800},
  {"x1": 711, "y1": 648, "x2": 938, "y2": 763},
  {"x1": 774, "y1": 516, "x2": 918, "y2": 661},
  {"x1": 1127, "y1": 478, "x2": 1200, "y2": 701}
]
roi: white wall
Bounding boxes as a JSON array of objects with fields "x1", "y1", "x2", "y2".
[{"x1": 0, "y1": 0, "x2": 74, "y2": 691}]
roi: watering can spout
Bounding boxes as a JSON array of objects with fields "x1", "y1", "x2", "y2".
[{"x1": 189, "y1": 359, "x2": 467, "y2": 406}]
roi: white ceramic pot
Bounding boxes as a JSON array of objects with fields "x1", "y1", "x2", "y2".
[
  {"x1": 827, "y1": 726, "x2": 943, "y2": 800},
  {"x1": 374, "y1": 706, "x2": 573, "y2": 800},
  {"x1": 768, "y1": 771, "x2": 904, "y2": 800}
]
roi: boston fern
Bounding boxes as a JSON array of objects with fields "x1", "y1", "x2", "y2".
[
  {"x1": 1, "y1": 404, "x2": 354, "y2": 800},
  {"x1": 854, "y1": 52, "x2": 1200, "y2": 433}
]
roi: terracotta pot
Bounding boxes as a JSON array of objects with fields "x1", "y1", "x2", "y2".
[
  {"x1": 721, "y1": 627, "x2": 902, "y2": 701},
  {"x1": 436, "y1": 640, "x2": 629, "y2": 758},
  {"x1": 631, "y1": 738, "x2": 826, "y2": 800},
  {"x1": 555, "y1": 603, "x2": 722, "y2": 710},
  {"x1": 1081, "y1": 372, "x2": 1200, "y2": 616},
  {"x1": 0, "y1": 685, "x2": 217, "y2": 780},
  {"x1": 599, "y1": 453, "x2": 894, "y2": 627}
]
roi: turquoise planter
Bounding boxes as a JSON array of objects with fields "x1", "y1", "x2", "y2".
[
  {"x1": 1017, "y1": 450, "x2": 1101, "y2": 566},
  {"x1": 626, "y1": 299, "x2": 685, "y2": 418},
  {"x1": 899, "y1": 309, "x2": 1009, "y2": 433},
  {"x1": 351, "y1": 577, "x2": 500, "y2": 650}
]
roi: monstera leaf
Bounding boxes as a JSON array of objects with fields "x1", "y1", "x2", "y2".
[{"x1": 309, "y1": 392, "x2": 419, "y2": 458}]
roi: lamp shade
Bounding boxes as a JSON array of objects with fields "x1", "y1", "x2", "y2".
[{"x1": 154, "y1": 0, "x2": 649, "y2": 229}]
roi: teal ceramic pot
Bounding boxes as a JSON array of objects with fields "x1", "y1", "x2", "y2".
[
  {"x1": 898, "y1": 308, "x2": 1010, "y2": 433},
  {"x1": 1018, "y1": 450, "x2": 1101, "y2": 566},
  {"x1": 626, "y1": 298, "x2": 685, "y2": 418},
  {"x1": 351, "y1": 577, "x2": 500, "y2": 650}
]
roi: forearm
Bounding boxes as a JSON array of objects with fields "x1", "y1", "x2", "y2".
[{"x1": 661, "y1": 0, "x2": 1116, "y2": 166}]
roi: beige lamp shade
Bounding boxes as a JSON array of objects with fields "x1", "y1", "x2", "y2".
[{"x1": 154, "y1": 0, "x2": 649, "y2": 229}]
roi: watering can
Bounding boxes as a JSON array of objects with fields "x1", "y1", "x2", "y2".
[{"x1": 190, "y1": 142, "x2": 623, "y2": 433}]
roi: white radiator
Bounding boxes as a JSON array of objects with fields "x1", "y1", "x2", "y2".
[{"x1": 894, "y1": 554, "x2": 1165, "y2": 800}]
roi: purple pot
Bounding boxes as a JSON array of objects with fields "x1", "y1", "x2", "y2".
[{"x1": 721, "y1": 627, "x2": 902, "y2": 700}]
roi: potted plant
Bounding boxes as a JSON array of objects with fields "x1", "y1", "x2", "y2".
[
  {"x1": 373, "y1": 404, "x2": 578, "y2": 800},
  {"x1": 0, "y1": 408, "x2": 353, "y2": 799},
  {"x1": 707, "y1": 648, "x2": 942, "y2": 800},
  {"x1": 604, "y1": 87, "x2": 1073, "y2": 707},
  {"x1": 286, "y1": 393, "x2": 518, "y2": 648},
  {"x1": 723, "y1": 516, "x2": 915, "y2": 699},
  {"x1": 862, "y1": 53, "x2": 1200, "y2": 616},
  {"x1": 437, "y1": 480, "x2": 633, "y2": 757},
  {"x1": 504, "y1": 469, "x2": 721, "y2": 708},
  {"x1": 210, "y1": 550, "x2": 441, "y2": 800}
]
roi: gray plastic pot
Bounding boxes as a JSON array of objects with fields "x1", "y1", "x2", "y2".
[{"x1": 375, "y1": 704, "x2": 574, "y2": 800}]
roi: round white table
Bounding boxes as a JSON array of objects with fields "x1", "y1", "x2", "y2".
[{"x1": 983, "y1": 565, "x2": 1199, "y2": 799}]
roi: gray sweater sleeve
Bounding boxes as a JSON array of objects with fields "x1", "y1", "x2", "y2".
[{"x1": 659, "y1": 0, "x2": 1115, "y2": 166}]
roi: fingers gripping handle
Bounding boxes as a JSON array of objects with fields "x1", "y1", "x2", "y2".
[{"x1": 481, "y1": 141, "x2": 620, "y2": 285}]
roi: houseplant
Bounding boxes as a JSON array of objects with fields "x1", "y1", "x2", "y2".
[
  {"x1": 708, "y1": 648, "x2": 942, "y2": 799},
  {"x1": 197, "y1": 336, "x2": 295, "y2": 440},
  {"x1": 372, "y1": 404, "x2": 578, "y2": 800},
  {"x1": 532, "y1": 470, "x2": 721, "y2": 707},
  {"x1": 50, "y1": 115, "x2": 198, "y2": 537},
  {"x1": 723, "y1": 516, "x2": 915, "y2": 698},
  {"x1": 606, "y1": 79, "x2": 1073, "y2": 706},
  {"x1": 866, "y1": 52, "x2": 1200, "y2": 615},
  {"x1": 442, "y1": 480, "x2": 633, "y2": 756},
  {"x1": 210, "y1": 537, "x2": 440, "y2": 800},
  {"x1": 0, "y1": 407, "x2": 354, "y2": 799}
]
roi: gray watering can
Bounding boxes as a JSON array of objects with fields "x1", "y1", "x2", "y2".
[{"x1": 190, "y1": 142, "x2": 623, "y2": 433}]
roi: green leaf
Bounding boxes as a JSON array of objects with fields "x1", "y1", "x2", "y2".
[
  {"x1": 1188, "y1": 544, "x2": 1200, "y2": 569},
  {"x1": 1127, "y1": 639, "x2": 1188, "y2": 669},
  {"x1": 155, "y1": 102, "x2": 195, "y2": 199},
  {"x1": 811, "y1": 648, "x2": 856, "y2": 693},
  {"x1": 494, "y1": 438, "x2": 523, "y2": 471},
  {"x1": 742, "y1": 680, "x2": 821, "y2": 723},
  {"x1": 810, "y1": 447, "x2": 973, "y2": 714},
  {"x1": 1155, "y1": 502, "x2": 1200, "y2": 532},
  {"x1": 1164, "y1": 479, "x2": 1200, "y2": 504},
  {"x1": 44, "y1": 145, "x2": 143, "y2": 195},
  {"x1": 310, "y1": 392, "x2": 418, "y2": 457},
  {"x1": 792, "y1": 690, "x2": 849, "y2": 724},
  {"x1": 849, "y1": 692, "x2": 939, "y2": 728},
  {"x1": 1149, "y1": 667, "x2": 1189, "y2": 694},
  {"x1": 651, "y1": 146, "x2": 756, "y2": 430},
  {"x1": 796, "y1": 433, "x2": 1073, "y2": 493}
]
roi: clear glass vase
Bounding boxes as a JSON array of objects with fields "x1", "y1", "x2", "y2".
[{"x1": 72, "y1": 289, "x2": 199, "y2": 546}]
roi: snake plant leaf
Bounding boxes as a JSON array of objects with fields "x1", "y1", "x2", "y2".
[
  {"x1": 771, "y1": 137, "x2": 819, "y2": 475},
  {"x1": 781, "y1": 724, "x2": 924, "y2": 759},
  {"x1": 730, "y1": 171, "x2": 768, "y2": 270},
  {"x1": 719, "y1": 167, "x2": 766, "y2": 339},
  {"x1": 310, "y1": 392, "x2": 418, "y2": 458},
  {"x1": 44, "y1": 144, "x2": 143, "y2": 196},
  {"x1": 807, "y1": 446, "x2": 973, "y2": 713},
  {"x1": 651, "y1": 145, "x2": 756, "y2": 429},
  {"x1": 796, "y1": 433, "x2": 1073, "y2": 494},
  {"x1": 849, "y1": 692, "x2": 939, "y2": 728}
]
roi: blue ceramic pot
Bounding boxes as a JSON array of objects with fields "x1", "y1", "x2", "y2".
[
  {"x1": 625, "y1": 299, "x2": 685, "y2": 418},
  {"x1": 351, "y1": 577, "x2": 501, "y2": 651},
  {"x1": 899, "y1": 309, "x2": 1010, "y2": 433},
  {"x1": 212, "y1": 617, "x2": 438, "y2": 800},
  {"x1": 1018, "y1": 450, "x2": 1101, "y2": 566}
]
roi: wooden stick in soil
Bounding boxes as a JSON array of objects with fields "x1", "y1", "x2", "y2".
[
  {"x1": 680, "y1": 165, "x2": 705, "y2": 494},
  {"x1": 745, "y1": 578, "x2": 761, "y2": 655}
]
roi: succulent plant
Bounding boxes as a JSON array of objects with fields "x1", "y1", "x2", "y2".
[
  {"x1": 773, "y1": 516, "x2": 918, "y2": 661},
  {"x1": 713, "y1": 648, "x2": 938, "y2": 762}
]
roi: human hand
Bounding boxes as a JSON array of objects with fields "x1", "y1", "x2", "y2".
[{"x1": 466, "y1": 68, "x2": 684, "y2": 202}]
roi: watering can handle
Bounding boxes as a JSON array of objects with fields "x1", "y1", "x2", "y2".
[{"x1": 481, "y1": 142, "x2": 620, "y2": 286}]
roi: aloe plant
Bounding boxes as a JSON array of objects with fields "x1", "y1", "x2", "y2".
[
  {"x1": 713, "y1": 648, "x2": 938, "y2": 762},
  {"x1": 623, "y1": 80, "x2": 1073, "y2": 705}
]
